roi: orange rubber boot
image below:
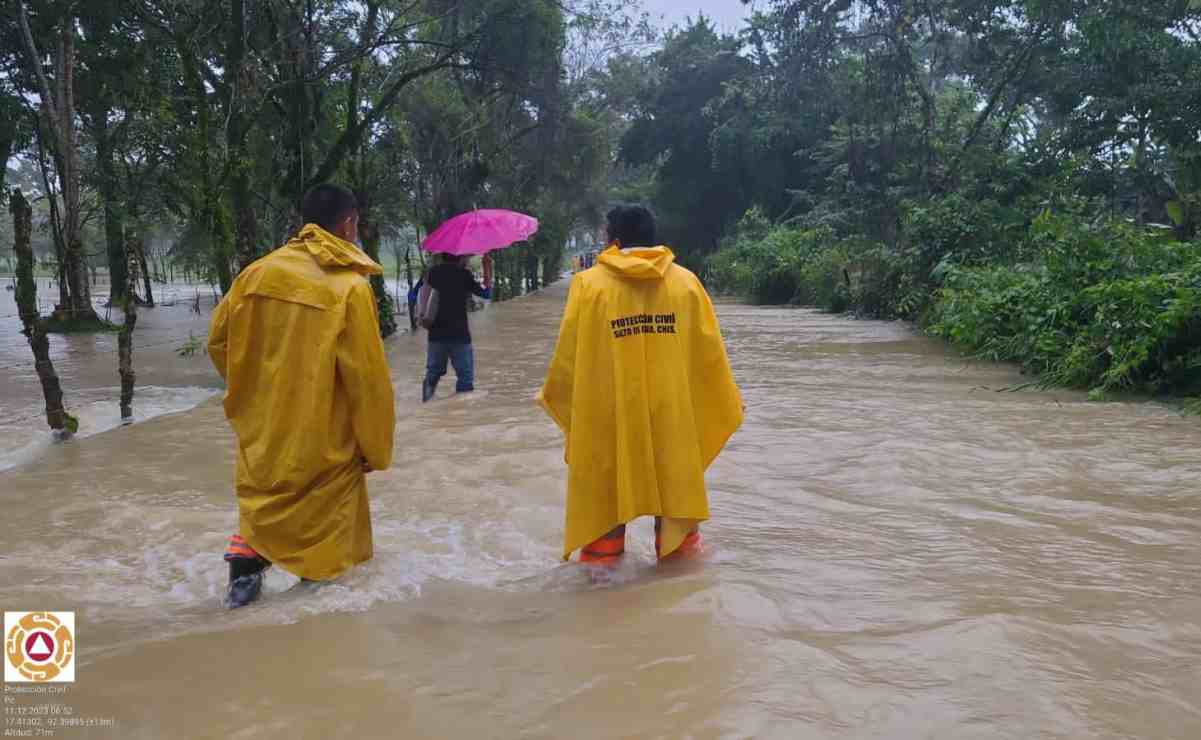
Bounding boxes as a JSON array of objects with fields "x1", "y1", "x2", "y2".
[{"x1": 580, "y1": 525, "x2": 626, "y2": 567}]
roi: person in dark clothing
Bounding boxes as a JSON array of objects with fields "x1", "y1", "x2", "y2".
[
  {"x1": 422, "y1": 254, "x2": 490, "y2": 402},
  {"x1": 407, "y1": 272, "x2": 425, "y2": 332}
]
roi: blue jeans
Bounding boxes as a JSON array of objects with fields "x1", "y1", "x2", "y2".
[{"x1": 426, "y1": 340, "x2": 475, "y2": 393}]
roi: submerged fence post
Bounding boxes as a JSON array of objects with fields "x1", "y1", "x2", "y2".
[{"x1": 11, "y1": 188, "x2": 76, "y2": 438}]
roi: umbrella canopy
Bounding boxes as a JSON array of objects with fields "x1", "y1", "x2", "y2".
[{"x1": 421, "y1": 209, "x2": 539, "y2": 256}]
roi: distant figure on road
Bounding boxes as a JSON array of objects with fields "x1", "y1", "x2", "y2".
[
  {"x1": 208, "y1": 183, "x2": 395, "y2": 608},
  {"x1": 538, "y1": 204, "x2": 743, "y2": 571}
]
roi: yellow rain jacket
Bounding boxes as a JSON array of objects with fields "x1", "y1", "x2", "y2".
[
  {"x1": 208, "y1": 224, "x2": 395, "y2": 580},
  {"x1": 538, "y1": 245, "x2": 743, "y2": 559}
]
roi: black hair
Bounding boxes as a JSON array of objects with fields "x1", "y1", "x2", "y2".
[
  {"x1": 300, "y1": 183, "x2": 358, "y2": 233},
  {"x1": 606, "y1": 204, "x2": 657, "y2": 248}
]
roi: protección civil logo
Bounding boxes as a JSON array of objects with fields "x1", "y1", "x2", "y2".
[{"x1": 4, "y1": 612, "x2": 75, "y2": 683}]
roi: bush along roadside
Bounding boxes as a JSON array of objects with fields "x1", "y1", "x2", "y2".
[
  {"x1": 707, "y1": 206, "x2": 1201, "y2": 407},
  {"x1": 929, "y1": 212, "x2": 1201, "y2": 400},
  {"x1": 707, "y1": 196, "x2": 1027, "y2": 320}
]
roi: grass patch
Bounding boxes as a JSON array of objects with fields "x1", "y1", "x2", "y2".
[
  {"x1": 40, "y1": 313, "x2": 120, "y2": 335},
  {"x1": 176, "y1": 332, "x2": 206, "y2": 357}
]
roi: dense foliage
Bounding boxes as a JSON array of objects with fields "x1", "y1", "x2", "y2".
[
  {"x1": 1, "y1": 0, "x2": 638, "y2": 333},
  {"x1": 4, "y1": 0, "x2": 1200, "y2": 401},
  {"x1": 930, "y1": 215, "x2": 1201, "y2": 398},
  {"x1": 618, "y1": 2, "x2": 1201, "y2": 402}
]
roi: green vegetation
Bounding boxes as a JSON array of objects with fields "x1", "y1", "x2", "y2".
[
  {"x1": 710, "y1": 209, "x2": 1201, "y2": 399},
  {"x1": 5, "y1": 0, "x2": 1198, "y2": 406},
  {"x1": 39, "y1": 313, "x2": 119, "y2": 335},
  {"x1": 712, "y1": 237, "x2": 1201, "y2": 410},
  {"x1": 2, "y1": 0, "x2": 635, "y2": 336},
  {"x1": 930, "y1": 216, "x2": 1201, "y2": 398},
  {"x1": 614, "y1": 2, "x2": 1201, "y2": 406},
  {"x1": 177, "y1": 332, "x2": 206, "y2": 359}
]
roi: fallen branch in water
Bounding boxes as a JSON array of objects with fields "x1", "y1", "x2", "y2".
[{"x1": 996, "y1": 381, "x2": 1041, "y2": 393}]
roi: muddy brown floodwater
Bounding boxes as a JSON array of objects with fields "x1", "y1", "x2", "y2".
[{"x1": 1, "y1": 278, "x2": 1199, "y2": 739}]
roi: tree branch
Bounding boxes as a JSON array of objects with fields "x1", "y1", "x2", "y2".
[
  {"x1": 959, "y1": 26, "x2": 1048, "y2": 156},
  {"x1": 16, "y1": 0, "x2": 62, "y2": 146},
  {"x1": 305, "y1": 53, "x2": 459, "y2": 192}
]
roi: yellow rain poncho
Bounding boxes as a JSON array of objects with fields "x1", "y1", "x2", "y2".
[
  {"x1": 208, "y1": 224, "x2": 395, "y2": 580},
  {"x1": 538, "y1": 245, "x2": 743, "y2": 560}
]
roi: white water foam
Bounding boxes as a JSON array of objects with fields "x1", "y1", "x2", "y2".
[{"x1": 0, "y1": 385, "x2": 219, "y2": 472}]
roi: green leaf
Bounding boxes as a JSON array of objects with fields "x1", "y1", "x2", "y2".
[{"x1": 1166, "y1": 200, "x2": 1185, "y2": 226}]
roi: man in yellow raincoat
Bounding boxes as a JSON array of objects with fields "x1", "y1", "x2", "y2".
[
  {"x1": 208, "y1": 183, "x2": 395, "y2": 608},
  {"x1": 538, "y1": 204, "x2": 742, "y2": 568}
]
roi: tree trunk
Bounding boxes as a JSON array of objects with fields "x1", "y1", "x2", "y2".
[
  {"x1": 17, "y1": 0, "x2": 97, "y2": 323},
  {"x1": 118, "y1": 234, "x2": 139, "y2": 421},
  {"x1": 525, "y1": 249, "x2": 538, "y2": 293},
  {"x1": 231, "y1": 169, "x2": 257, "y2": 273},
  {"x1": 95, "y1": 116, "x2": 128, "y2": 305},
  {"x1": 213, "y1": 202, "x2": 234, "y2": 295},
  {"x1": 175, "y1": 28, "x2": 233, "y2": 295},
  {"x1": 57, "y1": 19, "x2": 94, "y2": 320},
  {"x1": 341, "y1": 2, "x2": 395, "y2": 336},
  {"x1": 357, "y1": 210, "x2": 397, "y2": 337},
  {"x1": 494, "y1": 249, "x2": 508, "y2": 302},
  {"x1": 56, "y1": 259, "x2": 69, "y2": 311},
  {"x1": 228, "y1": 0, "x2": 258, "y2": 274},
  {"x1": 278, "y1": 3, "x2": 317, "y2": 210},
  {"x1": 135, "y1": 239, "x2": 155, "y2": 307},
  {"x1": 0, "y1": 117, "x2": 15, "y2": 192},
  {"x1": 11, "y1": 188, "x2": 75, "y2": 437},
  {"x1": 35, "y1": 130, "x2": 71, "y2": 310},
  {"x1": 393, "y1": 248, "x2": 401, "y2": 310}
]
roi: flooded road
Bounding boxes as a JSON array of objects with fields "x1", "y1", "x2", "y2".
[
  {"x1": 0, "y1": 280, "x2": 224, "y2": 469},
  {"x1": 1, "y1": 278, "x2": 1199, "y2": 739}
]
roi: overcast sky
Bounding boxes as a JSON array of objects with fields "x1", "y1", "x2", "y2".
[{"x1": 639, "y1": 0, "x2": 758, "y2": 32}]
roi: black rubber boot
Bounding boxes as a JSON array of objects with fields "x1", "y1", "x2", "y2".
[
  {"x1": 225, "y1": 557, "x2": 270, "y2": 609},
  {"x1": 422, "y1": 377, "x2": 438, "y2": 403}
]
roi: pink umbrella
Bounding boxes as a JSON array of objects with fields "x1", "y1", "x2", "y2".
[{"x1": 421, "y1": 209, "x2": 539, "y2": 256}]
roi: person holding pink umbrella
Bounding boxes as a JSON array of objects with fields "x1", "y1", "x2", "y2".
[
  {"x1": 420, "y1": 209, "x2": 538, "y2": 402},
  {"x1": 420, "y1": 253, "x2": 490, "y2": 401}
]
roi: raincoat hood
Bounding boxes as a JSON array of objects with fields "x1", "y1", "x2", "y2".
[
  {"x1": 290, "y1": 223, "x2": 383, "y2": 276},
  {"x1": 597, "y1": 244, "x2": 675, "y2": 280}
]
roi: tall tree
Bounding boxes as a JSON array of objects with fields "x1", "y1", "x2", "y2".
[
  {"x1": 0, "y1": 93, "x2": 24, "y2": 194},
  {"x1": 619, "y1": 19, "x2": 751, "y2": 262},
  {"x1": 76, "y1": 0, "x2": 150, "y2": 305},
  {"x1": 16, "y1": 0, "x2": 99, "y2": 322}
]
